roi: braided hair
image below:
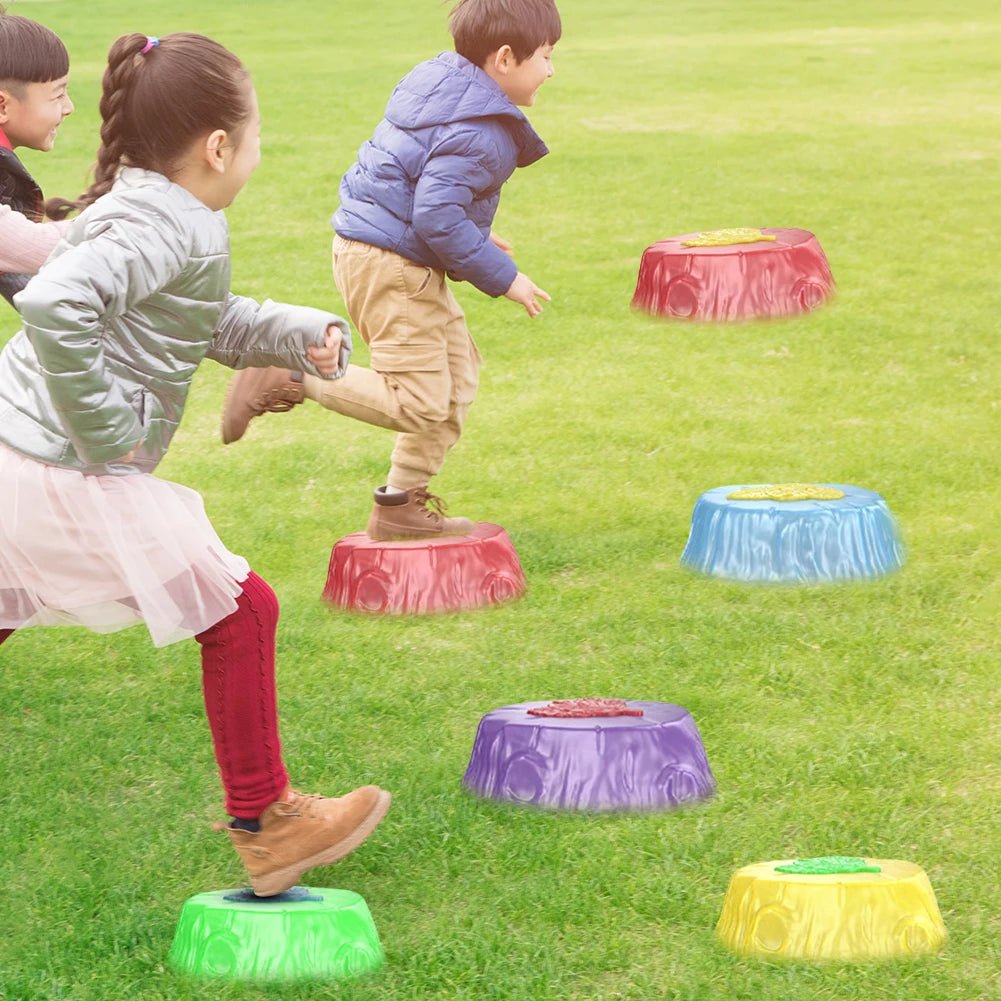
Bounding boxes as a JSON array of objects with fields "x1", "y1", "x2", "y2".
[{"x1": 46, "y1": 32, "x2": 252, "y2": 220}]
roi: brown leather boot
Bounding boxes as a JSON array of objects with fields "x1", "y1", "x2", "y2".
[
  {"x1": 366, "y1": 486, "x2": 474, "y2": 541},
  {"x1": 221, "y1": 367, "x2": 305, "y2": 444},
  {"x1": 219, "y1": 786, "x2": 391, "y2": 897}
]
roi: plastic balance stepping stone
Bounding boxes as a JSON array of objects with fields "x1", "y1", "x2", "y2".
[
  {"x1": 681, "y1": 483, "x2": 904, "y2": 583},
  {"x1": 462, "y1": 699, "x2": 715, "y2": 811},
  {"x1": 168, "y1": 886, "x2": 383, "y2": 982},
  {"x1": 715, "y1": 857, "x2": 947, "y2": 961},
  {"x1": 323, "y1": 522, "x2": 525, "y2": 614},
  {"x1": 632, "y1": 227, "x2": 834, "y2": 322}
]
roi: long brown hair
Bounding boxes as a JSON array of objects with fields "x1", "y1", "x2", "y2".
[{"x1": 46, "y1": 32, "x2": 252, "y2": 220}]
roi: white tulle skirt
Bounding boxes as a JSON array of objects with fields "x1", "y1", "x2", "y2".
[{"x1": 0, "y1": 444, "x2": 249, "y2": 647}]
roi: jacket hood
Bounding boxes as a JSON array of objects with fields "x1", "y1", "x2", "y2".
[{"x1": 386, "y1": 50, "x2": 537, "y2": 134}]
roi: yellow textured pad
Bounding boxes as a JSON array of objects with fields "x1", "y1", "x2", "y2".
[
  {"x1": 681, "y1": 228, "x2": 777, "y2": 247},
  {"x1": 727, "y1": 484, "x2": 845, "y2": 502}
]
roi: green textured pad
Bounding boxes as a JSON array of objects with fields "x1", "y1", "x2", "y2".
[
  {"x1": 168, "y1": 886, "x2": 383, "y2": 982},
  {"x1": 775, "y1": 856, "x2": 883, "y2": 875}
]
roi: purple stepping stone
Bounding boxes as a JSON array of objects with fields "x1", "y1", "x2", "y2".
[{"x1": 462, "y1": 700, "x2": 715, "y2": 811}]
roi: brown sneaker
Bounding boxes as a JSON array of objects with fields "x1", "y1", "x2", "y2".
[
  {"x1": 219, "y1": 785, "x2": 391, "y2": 897},
  {"x1": 221, "y1": 367, "x2": 305, "y2": 444},
  {"x1": 366, "y1": 486, "x2": 474, "y2": 541}
]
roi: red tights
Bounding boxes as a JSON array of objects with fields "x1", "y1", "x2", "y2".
[
  {"x1": 0, "y1": 573, "x2": 290, "y2": 820},
  {"x1": 195, "y1": 571, "x2": 290, "y2": 818}
]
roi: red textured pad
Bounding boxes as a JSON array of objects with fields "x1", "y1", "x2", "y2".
[{"x1": 527, "y1": 698, "x2": 645, "y2": 718}]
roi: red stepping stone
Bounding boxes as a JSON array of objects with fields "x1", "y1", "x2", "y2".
[
  {"x1": 632, "y1": 227, "x2": 835, "y2": 322},
  {"x1": 323, "y1": 522, "x2": 525, "y2": 615}
]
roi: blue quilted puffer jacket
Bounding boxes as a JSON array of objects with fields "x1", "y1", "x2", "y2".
[{"x1": 333, "y1": 51, "x2": 548, "y2": 299}]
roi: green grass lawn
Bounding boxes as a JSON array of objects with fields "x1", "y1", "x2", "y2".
[{"x1": 3, "y1": 0, "x2": 1001, "y2": 998}]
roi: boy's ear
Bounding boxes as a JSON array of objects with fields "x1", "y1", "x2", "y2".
[
  {"x1": 203, "y1": 128, "x2": 229, "y2": 175},
  {"x1": 486, "y1": 44, "x2": 516, "y2": 75}
]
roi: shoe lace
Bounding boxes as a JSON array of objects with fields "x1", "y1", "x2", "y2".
[
  {"x1": 411, "y1": 488, "x2": 448, "y2": 516},
  {"x1": 252, "y1": 387, "x2": 302, "y2": 415},
  {"x1": 277, "y1": 790, "x2": 329, "y2": 818}
]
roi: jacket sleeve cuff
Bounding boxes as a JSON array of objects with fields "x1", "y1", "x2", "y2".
[
  {"x1": 207, "y1": 297, "x2": 353, "y2": 377},
  {"x1": 449, "y1": 243, "x2": 518, "y2": 298}
]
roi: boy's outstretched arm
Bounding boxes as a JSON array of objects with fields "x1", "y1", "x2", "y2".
[{"x1": 413, "y1": 144, "x2": 553, "y2": 316}]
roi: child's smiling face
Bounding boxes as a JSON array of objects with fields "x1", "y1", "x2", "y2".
[
  {"x1": 0, "y1": 76, "x2": 73, "y2": 151},
  {"x1": 498, "y1": 43, "x2": 555, "y2": 107}
]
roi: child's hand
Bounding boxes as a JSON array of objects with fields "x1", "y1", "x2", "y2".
[
  {"x1": 307, "y1": 324, "x2": 344, "y2": 376},
  {"x1": 504, "y1": 272, "x2": 551, "y2": 318},
  {"x1": 490, "y1": 232, "x2": 514, "y2": 256}
]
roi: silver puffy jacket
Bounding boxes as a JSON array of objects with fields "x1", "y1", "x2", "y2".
[{"x1": 0, "y1": 167, "x2": 350, "y2": 474}]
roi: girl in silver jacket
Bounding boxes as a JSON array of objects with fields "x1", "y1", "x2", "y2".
[{"x1": 0, "y1": 32, "x2": 390, "y2": 898}]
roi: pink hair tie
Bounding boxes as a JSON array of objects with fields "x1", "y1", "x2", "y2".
[{"x1": 140, "y1": 36, "x2": 159, "y2": 54}]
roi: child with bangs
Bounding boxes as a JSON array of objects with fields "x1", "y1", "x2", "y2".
[{"x1": 0, "y1": 10, "x2": 74, "y2": 304}]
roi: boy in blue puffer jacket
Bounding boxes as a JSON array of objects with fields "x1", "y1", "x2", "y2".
[{"x1": 222, "y1": 0, "x2": 560, "y2": 540}]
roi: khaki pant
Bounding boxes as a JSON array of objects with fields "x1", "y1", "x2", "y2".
[{"x1": 303, "y1": 236, "x2": 481, "y2": 490}]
